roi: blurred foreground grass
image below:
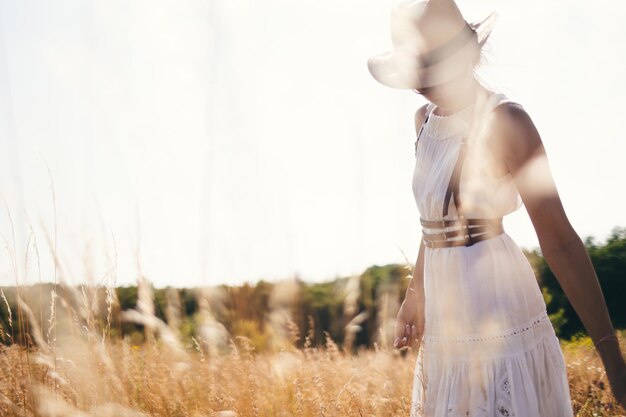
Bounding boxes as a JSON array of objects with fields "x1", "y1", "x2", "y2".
[{"x1": 0, "y1": 322, "x2": 624, "y2": 416}]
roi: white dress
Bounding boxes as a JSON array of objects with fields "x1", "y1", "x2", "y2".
[{"x1": 410, "y1": 92, "x2": 575, "y2": 417}]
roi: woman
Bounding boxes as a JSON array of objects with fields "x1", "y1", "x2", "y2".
[{"x1": 367, "y1": 0, "x2": 626, "y2": 415}]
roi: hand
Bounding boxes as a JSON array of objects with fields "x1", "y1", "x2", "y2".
[{"x1": 392, "y1": 298, "x2": 423, "y2": 351}]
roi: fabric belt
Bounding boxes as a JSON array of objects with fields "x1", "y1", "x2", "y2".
[{"x1": 420, "y1": 217, "x2": 504, "y2": 248}]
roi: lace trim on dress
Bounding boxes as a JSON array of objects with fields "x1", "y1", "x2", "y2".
[
  {"x1": 422, "y1": 310, "x2": 555, "y2": 361},
  {"x1": 424, "y1": 310, "x2": 550, "y2": 344},
  {"x1": 410, "y1": 372, "x2": 516, "y2": 417},
  {"x1": 410, "y1": 365, "x2": 517, "y2": 417},
  {"x1": 496, "y1": 372, "x2": 515, "y2": 416}
]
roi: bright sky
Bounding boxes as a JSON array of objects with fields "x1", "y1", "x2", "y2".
[{"x1": 0, "y1": 0, "x2": 624, "y2": 289}]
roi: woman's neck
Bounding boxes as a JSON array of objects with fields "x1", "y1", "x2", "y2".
[{"x1": 432, "y1": 80, "x2": 486, "y2": 116}]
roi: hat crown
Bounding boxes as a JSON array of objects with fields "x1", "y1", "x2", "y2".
[{"x1": 390, "y1": 0, "x2": 471, "y2": 56}]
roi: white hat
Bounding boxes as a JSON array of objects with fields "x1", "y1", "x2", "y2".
[{"x1": 367, "y1": 0, "x2": 497, "y2": 89}]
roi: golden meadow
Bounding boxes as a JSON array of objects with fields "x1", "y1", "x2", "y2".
[{"x1": 1, "y1": 230, "x2": 626, "y2": 416}]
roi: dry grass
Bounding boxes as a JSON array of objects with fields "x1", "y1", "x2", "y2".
[
  {"x1": 0, "y1": 177, "x2": 624, "y2": 417},
  {"x1": 0, "y1": 287, "x2": 624, "y2": 417},
  {"x1": 0, "y1": 304, "x2": 414, "y2": 417},
  {"x1": 562, "y1": 333, "x2": 626, "y2": 416}
]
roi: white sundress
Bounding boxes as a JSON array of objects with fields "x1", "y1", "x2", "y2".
[{"x1": 410, "y1": 91, "x2": 575, "y2": 417}]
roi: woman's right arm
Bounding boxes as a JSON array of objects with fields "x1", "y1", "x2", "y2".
[
  {"x1": 394, "y1": 236, "x2": 426, "y2": 349},
  {"x1": 392, "y1": 103, "x2": 430, "y2": 349},
  {"x1": 408, "y1": 102, "x2": 429, "y2": 336},
  {"x1": 407, "y1": 237, "x2": 426, "y2": 335}
]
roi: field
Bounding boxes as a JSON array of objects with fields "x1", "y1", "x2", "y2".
[{"x1": 0, "y1": 281, "x2": 624, "y2": 417}]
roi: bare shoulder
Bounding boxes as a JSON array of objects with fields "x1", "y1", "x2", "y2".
[
  {"x1": 414, "y1": 103, "x2": 430, "y2": 135},
  {"x1": 491, "y1": 101, "x2": 535, "y2": 133},
  {"x1": 486, "y1": 101, "x2": 544, "y2": 173}
]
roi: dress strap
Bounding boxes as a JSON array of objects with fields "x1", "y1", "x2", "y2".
[{"x1": 414, "y1": 103, "x2": 436, "y2": 156}]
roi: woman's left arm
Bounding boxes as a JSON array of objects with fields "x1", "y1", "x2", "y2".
[{"x1": 487, "y1": 103, "x2": 626, "y2": 401}]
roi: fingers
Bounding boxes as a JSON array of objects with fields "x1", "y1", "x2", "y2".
[
  {"x1": 409, "y1": 324, "x2": 417, "y2": 345},
  {"x1": 393, "y1": 323, "x2": 414, "y2": 348},
  {"x1": 393, "y1": 323, "x2": 408, "y2": 347}
]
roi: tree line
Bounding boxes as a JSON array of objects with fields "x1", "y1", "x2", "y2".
[{"x1": 1, "y1": 227, "x2": 624, "y2": 352}]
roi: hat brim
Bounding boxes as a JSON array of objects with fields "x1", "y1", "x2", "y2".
[{"x1": 368, "y1": 12, "x2": 497, "y2": 90}]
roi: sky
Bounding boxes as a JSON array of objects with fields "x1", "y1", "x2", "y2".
[{"x1": 0, "y1": 0, "x2": 625, "y2": 289}]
